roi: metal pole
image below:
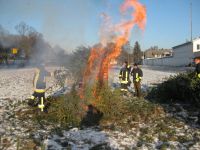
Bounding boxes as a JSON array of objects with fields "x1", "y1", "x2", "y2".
[{"x1": 190, "y1": 2, "x2": 193, "y2": 41}]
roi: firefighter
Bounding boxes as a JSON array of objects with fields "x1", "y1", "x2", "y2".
[
  {"x1": 29, "y1": 63, "x2": 51, "y2": 111},
  {"x1": 119, "y1": 61, "x2": 131, "y2": 93},
  {"x1": 131, "y1": 63, "x2": 143, "y2": 97},
  {"x1": 195, "y1": 58, "x2": 200, "y2": 125},
  {"x1": 194, "y1": 58, "x2": 200, "y2": 78}
]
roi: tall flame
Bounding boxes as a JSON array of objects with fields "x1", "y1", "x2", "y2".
[{"x1": 81, "y1": 0, "x2": 146, "y2": 100}]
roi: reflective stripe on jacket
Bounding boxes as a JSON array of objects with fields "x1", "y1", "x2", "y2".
[
  {"x1": 119, "y1": 66, "x2": 131, "y2": 84},
  {"x1": 131, "y1": 68, "x2": 143, "y2": 82}
]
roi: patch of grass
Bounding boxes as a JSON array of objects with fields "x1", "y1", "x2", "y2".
[
  {"x1": 138, "y1": 134, "x2": 154, "y2": 143},
  {"x1": 177, "y1": 135, "x2": 192, "y2": 143},
  {"x1": 1, "y1": 138, "x2": 11, "y2": 149},
  {"x1": 127, "y1": 98, "x2": 164, "y2": 123}
]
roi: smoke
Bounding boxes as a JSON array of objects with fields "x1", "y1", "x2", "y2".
[
  {"x1": 0, "y1": 25, "x2": 17, "y2": 48},
  {"x1": 99, "y1": 13, "x2": 116, "y2": 46},
  {"x1": 0, "y1": 0, "x2": 104, "y2": 51},
  {"x1": 28, "y1": 33, "x2": 70, "y2": 66},
  {"x1": 0, "y1": 24, "x2": 67, "y2": 66},
  {"x1": 41, "y1": 0, "x2": 96, "y2": 51}
]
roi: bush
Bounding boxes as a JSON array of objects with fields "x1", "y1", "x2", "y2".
[
  {"x1": 96, "y1": 88, "x2": 127, "y2": 120},
  {"x1": 83, "y1": 84, "x2": 163, "y2": 125},
  {"x1": 28, "y1": 84, "x2": 165, "y2": 129},
  {"x1": 148, "y1": 72, "x2": 200, "y2": 105},
  {"x1": 32, "y1": 86, "x2": 85, "y2": 129},
  {"x1": 84, "y1": 85, "x2": 127, "y2": 121}
]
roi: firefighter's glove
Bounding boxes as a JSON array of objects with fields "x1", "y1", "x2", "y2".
[
  {"x1": 31, "y1": 95, "x2": 35, "y2": 100},
  {"x1": 136, "y1": 77, "x2": 142, "y2": 82}
]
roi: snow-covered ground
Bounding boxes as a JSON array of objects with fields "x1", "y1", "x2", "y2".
[
  {"x1": 0, "y1": 66, "x2": 179, "y2": 101},
  {"x1": 1, "y1": 66, "x2": 200, "y2": 150},
  {"x1": 0, "y1": 67, "x2": 65, "y2": 101},
  {"x1": 109, "y1": 65, "x2": 179, "y2": 92}
]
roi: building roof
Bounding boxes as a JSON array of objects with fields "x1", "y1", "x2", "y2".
[
  {"x1": 172, "y1": 41, "x2": 192, "y2": 49},
  {"x1": 172, "y1": 37, "x2": 200, "y2": 49},
  {"x1": 193, "y1": 37, "x2": 200, "y2": 42}
]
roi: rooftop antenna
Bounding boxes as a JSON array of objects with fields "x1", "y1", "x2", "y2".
[{"x1": 190, "y1": 1, "x2": 193, "y2": 41}]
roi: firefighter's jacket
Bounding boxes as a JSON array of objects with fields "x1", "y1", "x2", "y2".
[
  {"x1": 33, "y1": 67, "x2": 51, "y2": 93},
  {"x1": 196, "y1": 63, "x2": 200, "y2": 78},
  {"x1": 119, "y1": 66, "x2": 131, "y2": 84},
  {"x1": 131, "y1": 68, "x2": 143, "y2": 82}
]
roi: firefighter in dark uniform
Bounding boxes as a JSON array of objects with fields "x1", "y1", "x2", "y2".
[
  {"x1": 131, "y1": 63, "x2": 143, "y2": 97},
  {"x1": 29, "y1": 64, "x2": 51, "y2": 111},
  {"x1": 119, "y1": 61, "x2": 131, "y2": 92},
  {"x1": 195, "y1": 58, "x2": 200, "y2": 78},
  {"x1": 195, "y1": 58, "x2": 200, "y2": 125}
]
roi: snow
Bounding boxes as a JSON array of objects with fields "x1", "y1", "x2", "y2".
[
  {"x1": 43, "y1": 128, "x2": 138, "y2": 150},
  {"x1": 109, "y1": 65, "x2": 178, "y2": 91},
  {"x1": 0, "y1": 67, "x2": 61, "y2": 101},
  {"x1": 0, "y1": 68, "x2": 33, "y2": 100},
  {"x1": 62, "y1": 128, "x2": 108, "y2": 149},
  {"x1": 0, "y1": 66, "x2": 178, "y2": 101},
  {"x1": 44, "y1": 139, "x2": 63, "y2": 150}
]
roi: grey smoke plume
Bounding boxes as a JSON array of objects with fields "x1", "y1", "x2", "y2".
[
  {"x1": 0, "y1": 25, "x2": 18, "y2": 48},
  {"x1": 0, "y1": 0, "x2": 106, "y2": 51},
  {"x1": 0, "y1": 24, "x2": 67, "y2": 66}
]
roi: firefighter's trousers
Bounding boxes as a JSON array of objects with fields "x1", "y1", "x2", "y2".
[
  {"x1": 29, "y1": 90, "x2": 45, "y2": 107},
  {"x1": 120, "y1": 82, "x2": 128, "y2": 92},
  {"x1": 133, "y1": 81, "x2": 142, "y2": 97}
]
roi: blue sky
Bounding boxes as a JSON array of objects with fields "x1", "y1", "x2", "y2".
[{"x1": 0, "y1": 0, "x2": 199, "y2": 51}]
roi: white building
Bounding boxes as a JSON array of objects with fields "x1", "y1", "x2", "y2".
[
  {"x1": 172, "y1": 41, "x2": 193, "y2": 66},
  {"x1": 193, "y1": 38, "x2": 200, "y2": 53},
  {"x1": 193, "y1": 38, "x2": 200, "y2": 59},
  {"x1": 143, "y1": 37, "x2": 200, "y2": 66}
]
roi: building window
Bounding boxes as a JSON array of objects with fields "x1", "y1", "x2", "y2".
[{"x1": 197, "y1": 44, "x2": 200, "y2": 50}]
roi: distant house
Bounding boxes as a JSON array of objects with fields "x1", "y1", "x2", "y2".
[
  {"x1": 163, "y1": 51, "x2": 172, "y2": 57},
  {"x1": 193, "y1": 38, "x2": 200, "y2": 60},
  {"x1": 144, "y1": 47, "x2": 172, "y2": 59},
  {"x1": 143, "y1": 37, "x2": 200, "y2": 66}
]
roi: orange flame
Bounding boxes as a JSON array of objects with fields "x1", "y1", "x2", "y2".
[{"x1": 80, "y1": 0, "x2": 146, "y2": 100}]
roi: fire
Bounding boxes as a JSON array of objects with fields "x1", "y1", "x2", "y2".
[
  {"x1": 120, "y1": 0, "x2": 146, "y2": 31},
  {"x1": 81, "y1": 0, "x2": 146, "y2": 100}
]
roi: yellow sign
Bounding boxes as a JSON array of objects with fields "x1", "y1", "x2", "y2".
[{"x1": 12, "y1": 48, "x2": 18, "y2": 54}]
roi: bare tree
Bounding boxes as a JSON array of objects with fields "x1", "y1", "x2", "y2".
[
  {"x1": 15, "y1": 22, "x2": 30, "y2": 36},
  {"x1": 15, "y1": 22, "x2": 40, "y2": 59}
]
